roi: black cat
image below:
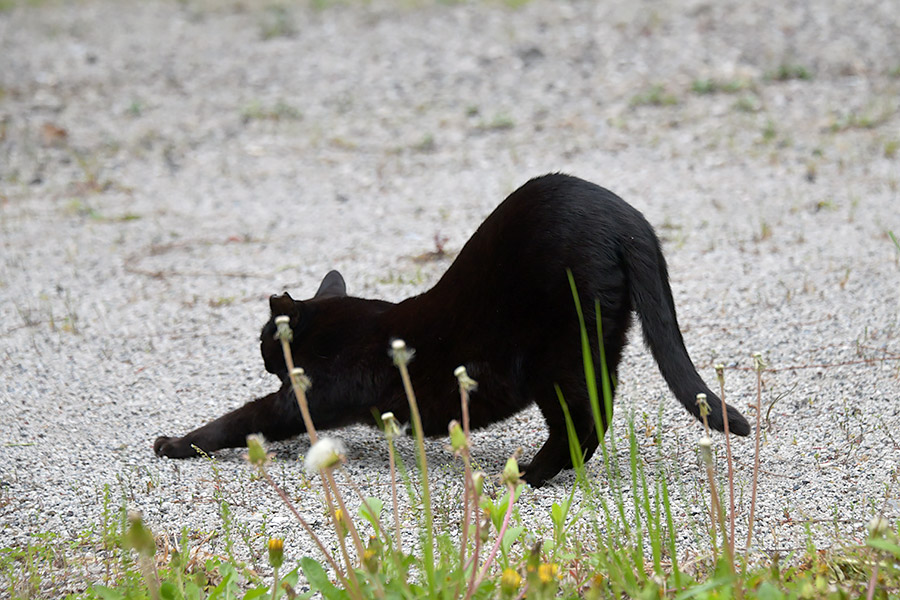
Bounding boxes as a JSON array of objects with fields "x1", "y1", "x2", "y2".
[{"x1": 154, "y1": 173, "x2": 750, "y2": 486}]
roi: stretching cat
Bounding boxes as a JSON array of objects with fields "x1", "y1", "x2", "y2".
[{"x1": 154, "y1": 173, "x2": 750, "y2": 486}]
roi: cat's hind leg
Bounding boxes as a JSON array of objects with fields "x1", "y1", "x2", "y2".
[{"x1": 520, "y1": 385, "x2": 601, "y2": 487}]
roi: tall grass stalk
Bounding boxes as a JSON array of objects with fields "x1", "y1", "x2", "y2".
[
  {"x1": 563, "y1": 274, "x2": 690, "y2": 596},
  {"x1": 390, "y1": 339, "x2": 436, "y2": 590},
  {"x1": 454, "y1": 366, "x2": 478, "y2": 591},
  {"x1": 381, "y1": 412, "x2": 404, "y2": 550},
  {"x1": 695, "y1": 395, "x2": 720, "y2": 557},
  {"x1": 660, "y1": 473, "x2": 683, "y2": 589},
  {"x1": 746, "y1": 352, "x2": 766, "y2": 551},
  {"x1": 716, "y1": 363, "x2": 737, "y2": 551},
  {"x1": 565, "y1": 272, "x2": 630, "y2": 546}
]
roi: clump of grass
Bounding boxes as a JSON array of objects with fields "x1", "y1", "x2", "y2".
[
  {"x1": 476, "y1": 113, "x2": 515, "y2": 132},
  {"x1": 241, "y1": 100, "x2": 302, "y2": 123},
  {"x1": 691, "y1": 78, "x2": 749, "y2": 95},
  {"x1": 734, "y1": 94, "x2": 762, "y2": 113},
  {"x1": 258, "y1": 5, "x2": 296, "y2": 40},
  {"x1": 761, "y1": 119, "x2": 778, "y2": 143},
  {"x1": 766, "y1": 63, "x2": 813, "y2": 81},
  {"x1": 828, "y1": 107, "x2": 893, "y2": 132},
  {"x1": 629, "y1": 84, "x2": 679, "y2": 107},
  {"x1": 411, "y1": 133, "x2": 436, "y2": 152},
  {"x1": 885, "y1": 140, "x2": 899, "y2": 159}
]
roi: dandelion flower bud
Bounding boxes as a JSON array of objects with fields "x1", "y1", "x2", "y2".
[
  {"x1": 448, "y1": 420, "x2": 468, "y2": 453},
  {"x1": 246, "y1": 434, "x2": 269, "y2": 467},
  {"x1": 363, "y1": 536, "x2": 382, "y2": 572},
  {"x1": 125, "y1": 511, "x2": 156, "y2": 556},
  {"x1": 390, "y1": 339, "x2": 415, "y2": 366},
  {"x1": 471, "y1": 471, "x2": 485, "y2": 497},
  {"x1": 290, "y1": 367, "x2": 311, "y2": 392},
  {"x1": 381, "y1": 412, "x2": 402, "y2": 439},
  {"x1": 714, "y1": 364, "x2": 725, "y2": 383},
  {"x1": 304, "y1": 437, "x2": 345, "y2": 473},
  {"x1": 500, "y1": 568, "x2": 522, "y2": 596},
  {"x1": 333, "y1": 508, "x2": 348, "y2": 538},
  {"x1": 454, "y1": 365, "x2": 478, "y2": 392},
  {"x1": 267, "y1": 538, "x2": 284, "y2": 569},
  {"x1": 537, "y1": 563, "x2": 559, "y2": 585},
  {"x1": 695, "y1": 393, "x2": 709, "y2": 417},
  {"x1": 274, "y1": 315, "x2": 292, "y2": 342},
  {"x1": 752, "y1": 352, "x2": 765, "y2": 372},
  {"x1": 501, "y1": 455, "x2": 521, "y2": 486},
  {"x1": 379, "y1": 412, "x2": 401, "y2": 439}
]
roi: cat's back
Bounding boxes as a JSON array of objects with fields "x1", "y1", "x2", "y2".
[
  {"x1": 459, "y1": 173, "x2": 651, "y2": 278},
  {"x1": 427, "y1": 173, "x2": 654, "y2": 320},
  {"x1": 496, "y1": 173, "x2": 644, "y2": 232}
]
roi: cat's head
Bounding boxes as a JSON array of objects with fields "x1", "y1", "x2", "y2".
[{"x1": 259, "y1": 270, "x2": 347, "y2": 378}]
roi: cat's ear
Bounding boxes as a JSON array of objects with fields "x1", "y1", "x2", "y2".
[
  {"x1": 269, "y1": 292, "x2": 298, "y2": 317},
  {"x1": 314, "y1": 270, "x2": 347, "y2": 299}
]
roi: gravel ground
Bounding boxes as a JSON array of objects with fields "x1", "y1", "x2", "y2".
[{"x1": 1, "y1": 0, "x2": 899, "y2": 593}]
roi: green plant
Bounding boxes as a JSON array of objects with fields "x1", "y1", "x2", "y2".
[
  {"x1": 629, "y1": 84, "x2": 679, "y2": 107},
  {"x1": 476, "y1": 114, "x2": 515, "y2": 131},
  {"x1": 258, "y1": 5, "x2": 295, "y2": 40},
  {"x1": 829, "y1": 106, "x2": 893, "y2": 132},
  {"x1": 761, "y1": 119, "x2": 777, "y2": 143},
  {"x1": 734, "y1": 94, "x2": 761, "y2": 113},
  {"x1": 692, "y1": 78, "x2": 748, "y2": 95},
  {"x1": 241, "y1": 100, "x2": 302, "y2": 122},
  {"x1": 766, "y1": 63, "x2": 813, "y2": 81}
]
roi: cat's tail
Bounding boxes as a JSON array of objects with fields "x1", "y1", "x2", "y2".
[{"x1": 623, "y1": 229, "x2": 751, "y2": 436}]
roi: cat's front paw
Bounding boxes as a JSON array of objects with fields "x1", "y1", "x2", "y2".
[{"x1": 154, "y1": 436, "x2": 200, "y2": 459}]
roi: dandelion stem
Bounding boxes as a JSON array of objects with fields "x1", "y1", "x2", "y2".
[
  {"x1": 464, "y1": 514, "x2": 484, "y2": 593},
  {"x1": 271, "y1": 564, "x2": 279, "y2": 600},
  {"x1": 746, "y1": 353, "x2": 765, "y2": 552},
  {"x1": 391, "y1": 340, "x2": 435, "y2": 589},
  {"x1": 698, "y1": 436, "x2": 718, "y2": 556},
  {"x1": 274, "y1": 316, "x2": 318, "y2": 443},
  {"x1": 456, "y1": 366, "x2": 476, "y2": 584},
  {"x1": 716, "y1": 364, "x2": 737, "y2": 560},
  {"x1": 386, "y1": 439, "x2": 403, "y2": 549}
]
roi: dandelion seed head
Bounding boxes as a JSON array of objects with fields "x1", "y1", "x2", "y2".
[{"x1": 304, "y1": 437, "x2": 345, "y2": 473}]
